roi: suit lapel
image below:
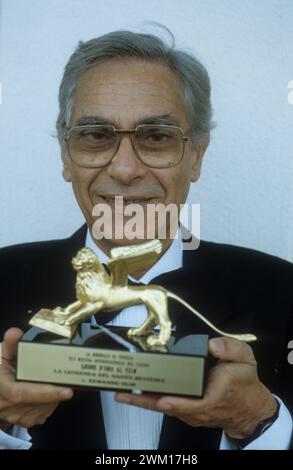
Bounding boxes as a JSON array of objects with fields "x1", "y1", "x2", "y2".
[
  {"x1": 154, "y1": 242, "x2": 233, "y2": 450},
  {"x1": 151, "y1": 242, "x2": 235, "y2": 332}
]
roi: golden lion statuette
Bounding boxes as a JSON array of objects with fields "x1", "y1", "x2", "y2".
[{"x1": 29, "y1": 240, "x2": 257, "y2": 347}]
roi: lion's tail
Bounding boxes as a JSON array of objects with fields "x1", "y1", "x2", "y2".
[{"x1": 166, "y1": 291, "x2": 257, "y2": 343}]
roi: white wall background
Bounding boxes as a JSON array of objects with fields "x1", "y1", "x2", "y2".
[{"x1": 0, "y1": 0, "x2": 292, "y2": 260}]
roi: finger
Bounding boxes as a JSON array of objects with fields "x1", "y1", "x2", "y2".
[
  {"x1": 11, "y1": 382, "x2": 73, "y2": 404},
  {"x1": 209, "y1": 337, "x2": 256, "y2": 365},
  {"x1": 0, "y1": 401, "x2": 60, "y2": 428},
  {"x1": 115, "y1": 392, "x2": 203, "y2": 415},
  {"x1": 156, "y1": 395, "x2": 204, "y2": 416},
  {"x1": 115, "y1": 392, "x2": 166, "y2": 411},
  {"x1": 24, "y1": 401, "x2": 60, "y2": 426},
  {"x1": 1, "y1": 328, "x2": 24, "y2": 362},
  {"x1": 0, "y1": 369, "x2": 74, "y2": 404}
]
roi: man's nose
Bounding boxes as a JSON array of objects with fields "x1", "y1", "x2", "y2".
[{"x1": 106, "y1": 135, "x2": 147, "y2": 184}]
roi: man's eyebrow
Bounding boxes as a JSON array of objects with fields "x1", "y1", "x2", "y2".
[
  {"x1": 136, "y1": 115, "x2": 181, "y2": 127},
  {"x1": 74, "y1": 116, "x2": 113, "y2": 126},
  {"x1": 74, "y1": 114, "x2": 182, "y2": 128}
]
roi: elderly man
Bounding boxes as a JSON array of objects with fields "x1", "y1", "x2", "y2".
[{"x1": 0, "y1": 29, "x2": 292, "y2": 450}]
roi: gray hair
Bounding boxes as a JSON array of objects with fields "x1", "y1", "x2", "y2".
[{"x1": 56, "y1": 28, "x2": 214, "y2": 147}]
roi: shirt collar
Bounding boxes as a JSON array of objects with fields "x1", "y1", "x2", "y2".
[{"x1": 85, "y1": 231, "x2": 183, "y2": 285}]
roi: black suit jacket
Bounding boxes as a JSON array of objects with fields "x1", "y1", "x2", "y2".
[{"x1": 1, "y1": 225, "x2": 293, "y2": 449}]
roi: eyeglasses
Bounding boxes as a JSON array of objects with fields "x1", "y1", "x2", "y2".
[{"x1": 64, "y1": 124, "x2": 189, "y2": 169}]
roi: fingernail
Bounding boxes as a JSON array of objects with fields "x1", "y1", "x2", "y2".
[
  {"x1": 60, "y1": 388, "x2": 73, "y2": 399},
  {"x1": 116, "y1": 393, "x2": 132, "y2": 404},
  {"x1": 210, "y1": 337, "x2": 224, "y2": 353}
]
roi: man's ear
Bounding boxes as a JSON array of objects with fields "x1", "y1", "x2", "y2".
[
  {"x1": 61, "y1": 151, "x2": 72, "y2": 182},
  {"x1": 190, "y1": 138, "x2": 209, "y2": 182}
]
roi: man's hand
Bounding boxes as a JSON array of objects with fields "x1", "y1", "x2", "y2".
[
  {"x1": 0, "y1": 328, "x2": 73, "y2": 432},
  {"x1": 115, "y1": 337, "x2": 278, "y2": 439}
]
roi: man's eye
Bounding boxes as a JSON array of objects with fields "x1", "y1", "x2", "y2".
[
  {"x1": 81, "y1": 132, "x2": 112, "y2": 141},
  {"x1": 150, "y1": 133, "x2": 168, "y2": 141},
  {"x1": 145, "y1": 133, "x2": 171, "y2": 143}
]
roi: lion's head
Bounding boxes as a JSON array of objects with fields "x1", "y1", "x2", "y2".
[{"x1": 72, "y1": 248, "x2": 101, "y2": 272}]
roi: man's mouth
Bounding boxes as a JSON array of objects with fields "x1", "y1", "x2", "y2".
[{"x1": 98, "y1": 195, "x2": 159, "y2": 207}]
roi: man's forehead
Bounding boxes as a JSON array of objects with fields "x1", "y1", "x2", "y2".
[
  {"x1": 75, "y1": 81, "x2": 176, "y2": 105},
  {"x1": 74, "y1": 71, "x2": 182, "y2": 105},
  {"x1": 74, "y1": 113, "x2": 182, "y2": 128},
  {"x1": 76, "y1": 59, "x2": 180, "y2": 87},
  {"x1": 71, "y1": 60, "x2": 187, "y2": 126}
]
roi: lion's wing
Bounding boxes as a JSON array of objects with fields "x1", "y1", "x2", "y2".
[{"x1": 108, "y1": 240, "x2": 162, "y2": 287}]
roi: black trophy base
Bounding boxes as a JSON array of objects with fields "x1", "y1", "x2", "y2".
[{"x1": 17, "y1": 324, "x2": 209, "y2": 397}]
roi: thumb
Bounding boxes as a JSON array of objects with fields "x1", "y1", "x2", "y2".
[
  {"x1": 1, "y1": 328, "x2": 24, "y2": 362},
  {"x1": 209, "y1": 337, "x2": 256, "y2": 365}
]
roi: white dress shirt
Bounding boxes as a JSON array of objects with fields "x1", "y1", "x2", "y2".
[{"x1": 1, "y1": 231, "x2": 292, "y2": 449}]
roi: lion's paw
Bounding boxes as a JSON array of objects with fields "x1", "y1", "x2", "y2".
[{"x1": 146, "y1": 334, "x2": 164, "y2": 347}]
